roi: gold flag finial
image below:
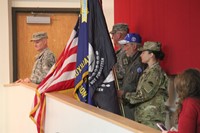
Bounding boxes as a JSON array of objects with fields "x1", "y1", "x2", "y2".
[{"x1": 81, "y1": 0, "x2": 88, "y2": 23}]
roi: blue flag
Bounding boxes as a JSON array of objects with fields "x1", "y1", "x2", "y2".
[{"x1": 74, "y1": 6, "x2": 89, "y2": 103}]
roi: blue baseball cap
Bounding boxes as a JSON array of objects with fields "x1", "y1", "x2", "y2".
[{"x1": 118, "y1": 33, "x2": 142, "y2": 45}]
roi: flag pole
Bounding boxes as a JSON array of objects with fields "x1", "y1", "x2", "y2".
[{"x1": 112, "y1": 67, "x2": 125, "y2": 117}]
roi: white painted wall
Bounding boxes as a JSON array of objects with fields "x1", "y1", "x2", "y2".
[
  {"x1": 45, "y1": 97, "x2": 133, "y2": 133},
  {"x1": 0, "y1": 0, "x2": 114, "y2": 83},
  {"x1": 0, "y1": 0, "x2": 13, "y2": 84},
  {"x1": 0, "y1": 84, "x2": 134, "y2": 133},
  {"x1": 0, "y1": 84, "x2": 37, "y2": 133}
]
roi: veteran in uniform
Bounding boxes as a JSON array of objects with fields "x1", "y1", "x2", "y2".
[
  {"x1": 117, "y1": 33, "x2": 146, "y2": 120},
  {"x1": 110, "y1": 23, "x2": 130, "y2": 88},
  {"x1": 16, "y1": 32, "x2": 56, "y2": 84},
  {"x1": 110, "y1": 23, "x2": 130, "y2": 116},
  {"x1": 118, "y1": 41, "x2": 168, "y2": 129},
  {"x1": 110, "y1": 23, "x2": 129, "y2": 52}
]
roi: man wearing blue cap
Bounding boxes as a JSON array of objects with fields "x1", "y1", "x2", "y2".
[{"x1": 117, "y1": 33, "x2": 146, "y2": 120}]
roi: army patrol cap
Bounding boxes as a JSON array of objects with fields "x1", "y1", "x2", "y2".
[
  {"x1": 138, "y1": 41, "x2": 161, "y2": 51},
  {"x1": 110, "y1": 23, "x2": 129, "y2": 34},
  {"x1": 118, "y1": 33, "x2": 142, "y2": 45},
  {"x1": 31, "y1": 32, "x2": 48, "y2": 41}
]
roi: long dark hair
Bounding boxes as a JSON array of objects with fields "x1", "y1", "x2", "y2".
[{"x1": 174, "y1": 68, "x2": 200, "y2": 120}]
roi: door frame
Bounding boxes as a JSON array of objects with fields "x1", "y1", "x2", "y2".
[{"x1": 12, "y1": 7, "x2": 79, "y2": 81}]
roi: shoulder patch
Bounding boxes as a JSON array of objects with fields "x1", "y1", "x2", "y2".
[{"x1": 137, "y1": 67, "x2": 143, "y2": 73}]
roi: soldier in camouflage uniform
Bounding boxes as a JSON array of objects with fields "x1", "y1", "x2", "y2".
[
  {"x1": 110, "y1": 23, "x2": 129, "y2": 52},
  {"x1": 110, "y1": 24, "x2": 129, "y2": 115},
  {"x1": 110, "y1": 23, "x2": 129, "y2": 81},
  {"x1": 117, "y1": 33, "x2": 146, "y2": 120},
  {"x1": 16, "y1": 32, "x2": 56, "y2": 84},
  {"x1": 110, "y1": 23, "x2": 130, "y2": 88},
  {"x1": 118, "y1": 41, "x2": 168, "y2": 129}
]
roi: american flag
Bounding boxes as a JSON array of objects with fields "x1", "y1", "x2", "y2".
[{"x1": 29, "y1": 19, "x2": 79, "y2": 133}]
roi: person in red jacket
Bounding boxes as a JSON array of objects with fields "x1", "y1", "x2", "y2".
[{"x1": 162, "y1": 68, "x2": 200, "y2": 133}]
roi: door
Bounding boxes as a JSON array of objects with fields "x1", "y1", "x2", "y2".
[{"x1": 13, "y1": 8, "x2": 79, "y2": 81}]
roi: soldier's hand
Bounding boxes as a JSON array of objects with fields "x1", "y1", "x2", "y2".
[
  {"x1": 23, "y1": 78, "x2": 31, "y2": 83},
  {"x1": 117, "y1": 90, "x2": 124, "y2": 98}
]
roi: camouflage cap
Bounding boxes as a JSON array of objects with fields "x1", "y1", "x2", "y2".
[
  {"x1": 110, "y1": 23, "x2": 129, "y2": 34},
  {"x1": 30, "y1": 32, "x2": 48, "y2": 41},
  {"x1": 138, "y1": 41, "x2": 161, "y2": 51}
]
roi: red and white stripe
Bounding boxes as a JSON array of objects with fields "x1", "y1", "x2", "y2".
[{"x1": 30, "y1": 28, "x2": 78, "y2": 133}]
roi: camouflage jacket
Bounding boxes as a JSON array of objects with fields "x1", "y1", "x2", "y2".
[
  {"x1": 123, "y1": 62, "x2": 168, "y2": 129},
  {"x1": 115, "y1": 49, "x2": 128, "y2": 85},
  {"x1": 30, "y1": 48, "x2": 56, "y2": 84}
]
